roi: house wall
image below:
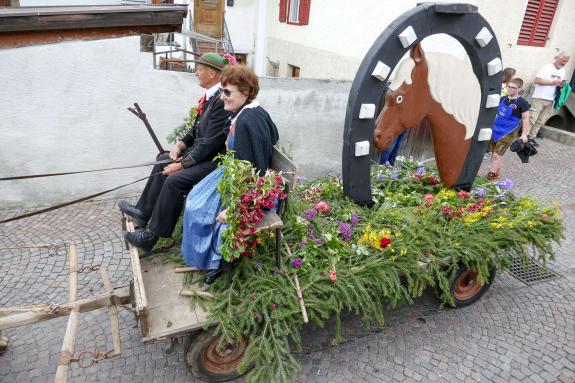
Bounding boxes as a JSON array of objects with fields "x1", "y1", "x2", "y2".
[
  {"x1": 266, "y1": 0, "x2": 575, "y2": 82},
  {"x1": 0, "y1": 36, "x2": 349, "y2": 207},
  {"x1": 224, "y1": 0, "x2": 256, "y2": 59}
]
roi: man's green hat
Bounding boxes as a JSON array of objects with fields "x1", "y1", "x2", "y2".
[{"x1": 192, "y1": 52, "x2": 226, "y2": 71}]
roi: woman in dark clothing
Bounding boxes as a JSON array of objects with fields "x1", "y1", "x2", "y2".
[{"x1": 181, "y1": 64, "x2": 279, "y2": 275}]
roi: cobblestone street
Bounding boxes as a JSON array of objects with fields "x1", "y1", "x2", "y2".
[{"x1": 1, "y1": 139, "x2": 574, "y2": 383}]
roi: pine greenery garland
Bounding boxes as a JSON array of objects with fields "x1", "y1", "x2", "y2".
[{"x1": 193, "y1": 160, "x2": 564, "y2": 383}]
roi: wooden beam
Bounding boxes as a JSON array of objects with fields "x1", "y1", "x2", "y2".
[
  {"x1": 125, "y1": 219, "x2": 149, "y2": 338},
  {"x1": 100, "y1": 267, "x2": 121, "y2": 357},
  {"x1": 53, "y1": 308, "x2": 80, "y2": 383},
  {"x1": 0, "y1": 291, "x2": 129, "y2": 331},
  {"x1": 0, "y1": 25, "x2": 181, "y2": 49},
  {"x1": 174, "y1": 267, "x2": 200, "y2": 273},
  {"x1": 54, "y1": 244, "x2": 80, "y2": 383}
]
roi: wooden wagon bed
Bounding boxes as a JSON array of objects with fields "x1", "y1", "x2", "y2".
[{"x1": 125, "y1": 218, "x2": 210, "y2": 343}]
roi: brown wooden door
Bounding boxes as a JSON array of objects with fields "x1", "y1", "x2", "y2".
[{"x1": 194, "y1": 0, "x2": 225, "y2": 38}]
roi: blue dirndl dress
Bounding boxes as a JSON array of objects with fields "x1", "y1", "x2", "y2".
[
  {"x1": 180, "y1": 166, "x2": 227, "y2": 270},
  {"x1": 180, "y1": 123, "x2": 237, "y2": 270}
]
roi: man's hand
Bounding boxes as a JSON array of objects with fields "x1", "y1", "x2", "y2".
[
  {"x1": 169, "y1": 146, "x2": 182, "y2": 161},
  {"x1": 163, "y1": 163, "x2": 183, "y2": 176},
  {"x1": 520, "y1": 134, "x2": 528, "y2": 143}
]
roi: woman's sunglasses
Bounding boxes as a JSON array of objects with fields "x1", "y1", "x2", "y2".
[{"x1": 222, "y1": 88, "x2": 240, "y2": 97}]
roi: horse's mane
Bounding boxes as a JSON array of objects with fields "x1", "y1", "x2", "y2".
[{"x1": 389, "y1": 52, "x2": 480, "y2": 139}]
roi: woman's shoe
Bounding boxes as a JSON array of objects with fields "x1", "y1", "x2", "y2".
[{"x1": 204, "y1": 269, "x2": 223, "y2": 285}]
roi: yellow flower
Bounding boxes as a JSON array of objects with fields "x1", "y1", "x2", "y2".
[
  {"x1": 378, "y1": 229, "x2": 392, "y2": 238},
  {"x1": 436, "y1": 189, "x2": 456, "y2": 201},
  {"x1": 526, "y1": 221, "x2": 535, "y2": 228}
]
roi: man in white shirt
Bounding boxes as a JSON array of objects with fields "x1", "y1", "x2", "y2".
[{"x1": 529, "y1": 52, "x2": 570, "y2": 140}]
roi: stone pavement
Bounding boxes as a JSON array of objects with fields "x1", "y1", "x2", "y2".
[{"x1": 0, "y1": 138, "x2": 574, "y2": 383}]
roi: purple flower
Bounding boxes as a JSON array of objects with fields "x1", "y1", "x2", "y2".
[
  {"x1": 339, "y1": 175, "x2": 343, "y2": 181},
  {"x1": 497, "y1": 178, "x2": 513, "y2": 190},
  {"x1": 416, "y1": 167, "x2": 426, "y2": 175},
  {"x1": 390, "y1": 173, "x2": 400, "y2": 181},
  {"x1": 338, "y1": 221, "x2": 352, "y2": 241},
  {"x1": 296, "y1": 176, "x2": 306, "y2": 184},
  {"x1": 497, "y1": 193, "x2": 507, "y2": 200},
  {"x1": 473, "y1": 187, "x2": 486, "y2": 197},
  {"x1": 301, "y1": 208, "x2": 317, "y2": 221},
  {"x1": 384, "y1": 161, "x2": 391, "y2": 167},
  {"x1": 350, "y1": 213, "x2": 359, "y2": 226},
  {"x1": 376, "y1": 173, "x2": 386, "y2": 181},
  {"x1": 306, "y1": 225, "x2": 322, "y2": 245},
  {"x1": 291, "y1": 258, "x2": 303, "y2": 268}
]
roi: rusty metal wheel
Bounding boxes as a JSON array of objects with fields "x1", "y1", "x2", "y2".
[
  {"x1": 185, "y1": 328, "x2": 251, "y2": 382},
  {"x1": 450, "y1": 266, "x2": 496, "y2": 308}
]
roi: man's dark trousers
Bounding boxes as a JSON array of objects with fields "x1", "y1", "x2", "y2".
[{"x1": 135, "y1": 153, "x2": 217, "y2": 237}]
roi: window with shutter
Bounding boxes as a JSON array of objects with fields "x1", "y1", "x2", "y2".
[
  {"x1": 517, "y1": 0, "x2": 559, "y2": 47},
  {"x1": 279, "y1": 0, "x2": 287, "y2": 22},
  {"x1": 282, "y1": 0, "x2": 310, "y2": 26},
  {"x1": 288, "y1": 0, "x2": 300, "y2": 23}
]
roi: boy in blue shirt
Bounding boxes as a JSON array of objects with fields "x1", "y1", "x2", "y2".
[{"x1": 486, "y1": 78, "x2": 530, "y2": 180}]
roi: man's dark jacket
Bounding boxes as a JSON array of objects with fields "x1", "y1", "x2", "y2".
[{"x1": 180, "y1": 89, "x2": 230, "y2": 168}]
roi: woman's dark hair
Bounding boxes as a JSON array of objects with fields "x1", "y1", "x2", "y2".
[
  {"x1": 221, "y1": 64, "x2": 260, "y2": 102},
  {"x1": 502, "y1": 67, "x2": 516, "y2": 84}
]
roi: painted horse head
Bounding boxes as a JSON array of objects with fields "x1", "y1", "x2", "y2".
[{"x1": 373, "y1": 43, "x2": 481, "y2": 187}]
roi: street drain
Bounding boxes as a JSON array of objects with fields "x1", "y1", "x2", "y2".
[{"x1": 506, "y1": 255, "x2": 561, "y2": 285}]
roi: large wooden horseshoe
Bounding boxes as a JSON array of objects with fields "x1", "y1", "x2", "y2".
[{"x1": 342, "y1": 3, "x2": 502, "y2": 203}]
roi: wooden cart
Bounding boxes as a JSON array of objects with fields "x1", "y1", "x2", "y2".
[{"x1": 124, "y1": 146, "x2": 300, "y2": 382}]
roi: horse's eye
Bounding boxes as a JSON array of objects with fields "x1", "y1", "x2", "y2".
[{"x1": 396, "y1": 95, "x2": 404, "y2": 104}]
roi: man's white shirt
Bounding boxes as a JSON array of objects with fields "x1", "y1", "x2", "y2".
[{"x1": 533, "y1": 63, "x2": 566, "y2": 100}]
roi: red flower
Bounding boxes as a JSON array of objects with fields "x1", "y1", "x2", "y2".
[
  {"x1": 427, "y1": 176, "x2": 440, "y2": 185},
  {"x1": 424, "y1": 194, "x2": 434, "y2": 203},
  {"x1": 458, "y1": 190, "x2": 471, "y2": 199},
  {"x1": 316, "y1": 201, "x2": 330, "y2": 213},
  {"x1": 380, "y1": 237, "x2": 391, "y2": 248},
  {"x1": 249, "y1": 295, "x2": 257, "y2": 301},
  {"x1": 271, "y1": 303, "x2": 278, "y2": 310},
  {"x1": 329, "y1": 271, "x2": 337, "y2": 282},
  {"x1": 441, "y1": 206, "x2": 454, "y2": 218}
]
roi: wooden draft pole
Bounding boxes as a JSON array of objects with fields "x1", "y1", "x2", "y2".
[
  {"x1": 54, "y1": 244, "x2": 80, "y2": 383},
  {"x1": 100, "y1": 267, "x2": 121, "y2": 357}
]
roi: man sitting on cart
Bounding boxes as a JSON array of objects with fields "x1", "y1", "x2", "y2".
[{"x1": 121, "y1": 52, "x2": 232, "y2": 252}]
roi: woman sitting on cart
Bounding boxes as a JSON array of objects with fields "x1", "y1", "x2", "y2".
[{"x1": 181, "y1": 64, "x2": 279, "y2": 283}]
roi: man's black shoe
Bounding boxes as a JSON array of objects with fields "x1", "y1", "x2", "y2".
[
  {"x1": 536, "y1": 131, "x2": 544, "y2": 139},
  {"x1": 123, "y1": 230, "x2": 158, "y2": 252},
  {"x1": 118, "y1": 200, "x2": 148, "y2": 227},
  {"x1": 204, "y1": 269, "x2": 224, "y2": 285},
  {"x1": 528, "y1": 138, "x2": 539, "y2": 147}
]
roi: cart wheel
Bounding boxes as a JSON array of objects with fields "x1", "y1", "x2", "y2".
[
  {"x1": 184, "y1": 328, "x2": 251, "y2": 382},
  {"x1": 450, "y1": 266, "x2": 496, "y2": 308}
]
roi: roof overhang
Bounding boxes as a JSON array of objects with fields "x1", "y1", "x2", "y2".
[{"x1": 0, "y1": 5, "x2": 188, "y2": 48}]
